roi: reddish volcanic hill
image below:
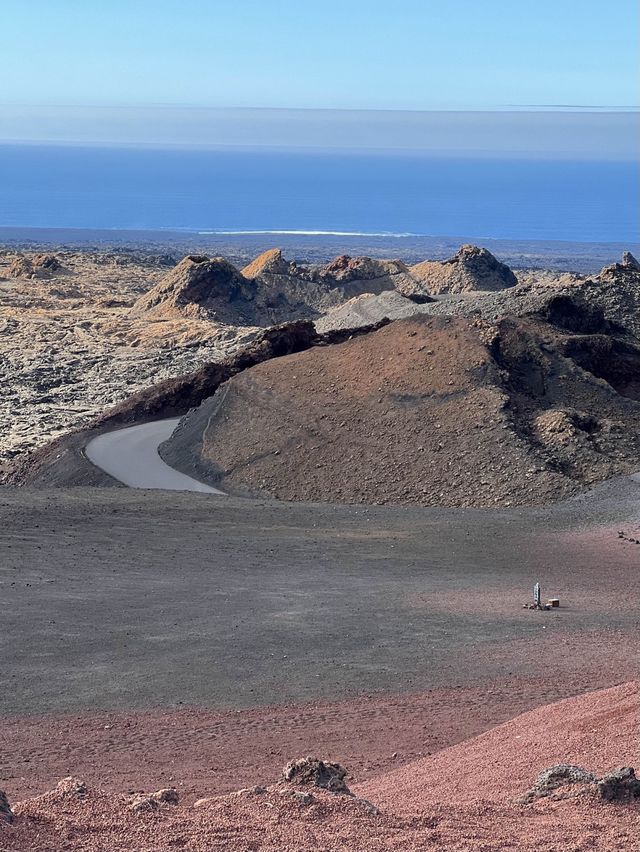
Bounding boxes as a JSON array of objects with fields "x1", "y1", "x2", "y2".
[
  {"x1": 2, "y1": 683, "x2": 637, "y2": 851},
  {"x1": 162, "y1": 309, "x2": 640, "y2": 507}
]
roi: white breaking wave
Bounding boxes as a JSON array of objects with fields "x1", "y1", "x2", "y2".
[{"x1": 197, "y1": 229, "x2": 420, "y2": 237}]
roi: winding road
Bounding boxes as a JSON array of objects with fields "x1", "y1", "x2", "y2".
[{"x1": 85, "y1": 419, "x2": 223, "y2": 494}]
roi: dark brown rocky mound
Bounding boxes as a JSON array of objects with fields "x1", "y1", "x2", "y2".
[
  {"x1": 162, "y1": 309, "x2": 640, "y2": 507},
  {"x1": 132, "y1": 255, "x2": 258, "y2": 324},
  {"x1": 410, "y1": 244, "x2": 518, "y2": 295}
]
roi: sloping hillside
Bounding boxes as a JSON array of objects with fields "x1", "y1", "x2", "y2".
[{"x1": 162, "y1": 306, "x2": 640, "y2": 507}]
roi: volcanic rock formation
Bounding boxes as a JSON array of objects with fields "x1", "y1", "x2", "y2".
[
  {"x1": 133, "y1": 250, "x2": 425, "y2": 327},
  {"x1": 131, "y1": 255, "x2": 258, "y2": 324},
  {"x1": 410, "y1": 244, "x2": 518, "y2": 295}
]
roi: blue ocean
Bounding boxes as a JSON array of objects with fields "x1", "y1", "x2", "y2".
[{"x1": 0, "y1": 144, "x2": 637, "y2": 243}]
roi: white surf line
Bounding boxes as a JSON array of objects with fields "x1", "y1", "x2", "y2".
[{"x1": 85, "y1": 418, "x2": 224, "y2": 494}]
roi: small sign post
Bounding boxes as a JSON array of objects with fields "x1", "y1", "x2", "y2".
[{"x1": 534, "y1": 582, "x2": 541, "y2": 608}]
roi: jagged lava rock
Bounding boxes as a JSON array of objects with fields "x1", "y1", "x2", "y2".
[
  {"x1": 410, "y1": 244, "x2": 518, "y2": 295},
  {"x1": 283, "y1": 757, "x2": 351, "y2": 794},
  {"x1": 597, "y1": 766, "x2": 640, "y2": 801},
  {"x1": 7, "y1": 253, "x2": 62, "y2": 279},
  {"x1": 622, "y1": 251, "x2": 640, "y2": 271}
]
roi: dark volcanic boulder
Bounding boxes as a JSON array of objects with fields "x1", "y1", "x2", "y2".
[
  {"x1": 597, "y1": 767, "x2": 640, "y2": 801},
  {"x1": 0, "y1": 790, "x2": 13, "y2": 824},
  {"x1": 282, "y1": 757, "x2": 351, "y2": 794},
  {"x1": 410, "y1": 244, "x2": 518, "y2": 295}
]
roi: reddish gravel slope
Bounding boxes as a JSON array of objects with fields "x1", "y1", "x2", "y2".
[{"x1": 2, "y1": 683, "x2": 637, "y2": 851}]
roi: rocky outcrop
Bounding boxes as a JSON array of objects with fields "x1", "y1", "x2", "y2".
[
  {"x1": 8, "y1": 255, "x2": 35, "y2": 278},
  {"x1": 129, "y1": 787, "x2": 179, "y2": 812},
  {"x1": 7, "y1": 253, "x2": 62, "y2": 279},
  {"x1": 597, "y1": 250, "x2": 640, "y2": 284},
  {"x1": 0, "y1": 791, "x2": 13, "y2": 824},
  {"x1": 410, "y1": 244, "x2": 518, "y2": 295},
  {"x1": 597, "y1": 767, "x2": 640, "y2": 801},
  {"x1": 314, "y1": 255, "x2": 416, "y2": 290},
  {"x1": 521, "y1": 764, "x2": 596, "y2": 802},
  {"x1": 242, "y1": 248, "x2": 303, "y2": 279},
  {"x1": 282, "y1": 757, "x2": 351, "y2": 794},
  {"x1": 132, "y1": 255, "x2": 257, "y2": 324},
  {"x1": 522, "y1": 764, "x2": 640, "y2": 803}
]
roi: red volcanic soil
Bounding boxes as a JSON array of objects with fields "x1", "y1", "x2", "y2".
[
  {"x1": 2, "y1": 682, "x2": 638, "y2": 851},
  {"x1": 5, "y1": 674, "x2": 631, "y2": 806}
]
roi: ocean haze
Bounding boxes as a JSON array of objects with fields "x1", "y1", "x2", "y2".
[{"x1": 0, "y1": 107, "x2": 637, "y2": 160}]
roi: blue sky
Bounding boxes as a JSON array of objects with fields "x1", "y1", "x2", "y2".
[
  {"x1": 2, "y1": 0, "x2": 637, "y2": 110},
  {"x1": 0, "y1": 1, "x2": 637, "y2": 152}
]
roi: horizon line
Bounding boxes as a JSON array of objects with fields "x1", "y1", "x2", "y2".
[{"x1": 1, "y1": 103, "x2": 638, "y2": 114}]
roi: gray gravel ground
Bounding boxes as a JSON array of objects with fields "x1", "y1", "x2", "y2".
[{"x1": 1, "y1": 481, "x2": 638, "y2": 717}]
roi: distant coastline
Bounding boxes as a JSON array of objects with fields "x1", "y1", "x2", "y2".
[{"x1": 1, "y1": 225, "x2": 637, "y2": 274}]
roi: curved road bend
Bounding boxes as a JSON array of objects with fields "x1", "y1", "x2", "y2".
[{"x1": 85, "y1": 418, "x2": 224, "y2": 494}]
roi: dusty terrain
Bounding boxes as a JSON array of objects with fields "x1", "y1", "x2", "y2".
[{"x1": 1, "y1": 683, "x2": 638, "y2": 850}]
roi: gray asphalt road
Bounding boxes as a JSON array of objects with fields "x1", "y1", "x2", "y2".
[{"x1": 85, "y1": 419, "x2": 223, "y2": 493}]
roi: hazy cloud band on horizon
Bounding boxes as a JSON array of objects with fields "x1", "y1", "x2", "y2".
[{"x1": 0, "y1": 106, "x2": 637, "y2": 160}]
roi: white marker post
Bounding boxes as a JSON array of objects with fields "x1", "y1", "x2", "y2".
[{"x1": 534, "y1": 582, "x2": 541, "y2": 608}]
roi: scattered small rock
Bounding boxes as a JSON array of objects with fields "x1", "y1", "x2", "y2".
[
  {"x1": 129, "y1": 787, "x2": 179, "y2": 812},
  {"x1": 231, "y1": 785, "x2": 267, "y2": 797},
  {"x1": 597, "y1": 767, "x2": 640, "y2": 801},
  {"x1": 153, "y1": 787, "x2": 179, "y2": 805},
  {"x1": 282, "y1": 757, "x2": 351, "y2": 795},
  {"x1": 130, "y1": 795, "x2": 160, "y2": 813},
  {"x1": 280, "y1": 789, "x2": 315, "y2": 805},
  {"x1": 55, "y1": 777, "x2": 88, "y2": 798}
]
